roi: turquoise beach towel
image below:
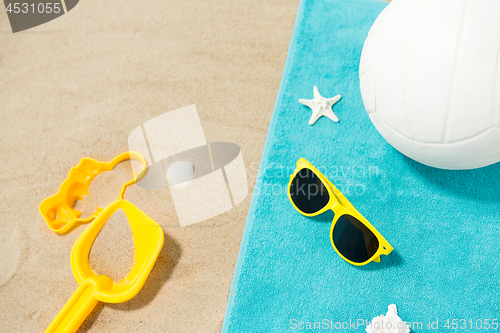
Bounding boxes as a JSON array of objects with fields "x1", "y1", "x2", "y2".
[{"x1": 223, "y1": 0, "x2": 500, "y2": 331}]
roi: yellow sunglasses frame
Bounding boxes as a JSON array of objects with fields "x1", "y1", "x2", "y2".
[{"x1": 287, "y1": 158, "x2": 393, "y2": 266}]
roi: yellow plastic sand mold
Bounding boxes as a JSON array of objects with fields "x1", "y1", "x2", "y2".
[
  {"x1": 44, "y1": 199, "x2": 164, "y2": 333},
  {"x1": 39, "y1": 152, "x2": 147, "y2": 234}
]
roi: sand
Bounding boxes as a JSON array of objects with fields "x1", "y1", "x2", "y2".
[
  {"x1": 85, "y1": 163, "x2": 136, "y2": 282},
  {"x1": 0, "y1": 0, "x2": 298, "y2": 331},
  {"x1": 89, "y1": 208, "x2": 135, "y2": 282}
]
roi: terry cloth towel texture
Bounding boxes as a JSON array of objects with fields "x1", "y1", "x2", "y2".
[{"x1": 222, "y1": 0, "x2": 500, "y2": 332}]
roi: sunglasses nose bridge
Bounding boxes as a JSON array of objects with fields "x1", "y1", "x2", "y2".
[{"x1": 330, "y1": 196, "x2": 343, "y2": 213}]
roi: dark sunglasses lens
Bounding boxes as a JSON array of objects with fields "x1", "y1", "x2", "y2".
[
  {"x1": 332, "y1": 215, "x2": 379, "y2": 263},
  {"x1": 289, "y1": 168, "x2": 330, "y2": 214}
]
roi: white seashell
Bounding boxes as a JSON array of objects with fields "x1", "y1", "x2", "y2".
[
  {"x1": 366, "y1": 304, "x2": 410, "y2": 333},
  {"x1": 166, "y1": 161, "x2": 194, "y2": 189}
]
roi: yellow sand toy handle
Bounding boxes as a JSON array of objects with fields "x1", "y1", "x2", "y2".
[
  {"x1": 44, "y1": 200, "x2": 164, "y2": 333},
  {"x1": 44, "y1": 275, "x2": 113, "y2": 333}
]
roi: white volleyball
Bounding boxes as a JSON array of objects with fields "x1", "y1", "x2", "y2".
[{"x1": 359, "y1": 0, "x2": 500, "y2": 170}]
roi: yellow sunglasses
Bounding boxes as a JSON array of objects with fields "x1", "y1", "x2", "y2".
[{"x1": 287, "y1": 158, "x2": 393, "y2": 266}]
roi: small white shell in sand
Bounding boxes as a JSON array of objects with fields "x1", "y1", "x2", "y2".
[
  {"x1": 366, "y1": 304, "x2": 410, "y2": 333},
  {"x1": 166, "y1": 161, "x2": 194, "y2": 189}
]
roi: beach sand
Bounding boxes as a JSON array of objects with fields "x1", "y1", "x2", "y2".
[{"x1": 0, "y1": 0, "x2": 298, "y2": 331}]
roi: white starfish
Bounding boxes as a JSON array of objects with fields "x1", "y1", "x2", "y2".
[{"x1": 299, "y1": 86, "x2": 341, "y2": 125}]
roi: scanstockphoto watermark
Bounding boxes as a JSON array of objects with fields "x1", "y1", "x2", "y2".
[
  {"x1": 3, "y1": 0, "x2": 80, "y2": 33},
  {"x1": 128, "y1": 105, "x2": 248, "y2": 227},
  {"x1": 248, "y1": 162, "x2": 381, "y2": 198},
  {"x1": 289, "y1": 318, "x2": 414, "y2": 331},
  {"x1": 290, "y1": 318, "x2": 500, "y2": 331},
  {"x1": 249, "y1": 162, "x2": 381, "y2": 181},
  {"x1": 253, "y1": 181, "x2": 368, "y2": 198}
]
